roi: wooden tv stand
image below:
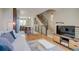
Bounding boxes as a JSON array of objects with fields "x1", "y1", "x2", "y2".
[{"x1": 53, "y1": 34, "x2": 79, "y2": 50}]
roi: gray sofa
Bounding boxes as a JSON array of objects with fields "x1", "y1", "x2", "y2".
[{"x1": 0, "y1": 31, "x2": 31, "y2": 51}]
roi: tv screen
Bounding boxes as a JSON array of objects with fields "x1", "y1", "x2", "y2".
[
  {"x1": 56, "y1": 26, "x2": 75, "y2": 38},
  {"x1": 65, "y1": 28, "x2": 69, "y2": 31}
]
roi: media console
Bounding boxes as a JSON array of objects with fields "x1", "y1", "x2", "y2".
[
  {"x1": 60, "y1": 37, "x2": 69, "y2": 47},
  {"x1": 53, "y1": 34, "x2": 79, "y2": 50}
]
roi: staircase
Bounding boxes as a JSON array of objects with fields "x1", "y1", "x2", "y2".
[
  {"x1": 36, "y1": 9, "x2": 55, "y2": 36},
  {"x1": 37, "y1": 14, "x2": 48, "y2": 28},
  {"x1": 37, "y1": 14, "x2": 48, "y2": 35}
]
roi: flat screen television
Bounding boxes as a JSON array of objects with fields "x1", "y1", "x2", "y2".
[{"x1": 56, "y1": 26, "x2": 75, "y2": 38}]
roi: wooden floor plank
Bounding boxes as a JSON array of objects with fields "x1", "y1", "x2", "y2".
[{"x1": 26, "y1": 33, "x2": 71, "y2": 51}]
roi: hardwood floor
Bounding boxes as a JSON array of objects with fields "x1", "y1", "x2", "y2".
[
  {"x1": 26, "y1": 33, "x2": 41, "y2": 41},
  {"x1": 26, "y1": 33, "x2": 71, "y2": 51}
]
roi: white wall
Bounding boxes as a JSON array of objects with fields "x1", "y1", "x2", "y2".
[
  {"x1": 0, "y1": 8, "x2": 13, "y2": 33},
  {"x1": 0, "y1": 9, "x2": 3, "y2": 33}
]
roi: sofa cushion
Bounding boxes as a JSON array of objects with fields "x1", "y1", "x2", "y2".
[
  {"x1": 1, "y1": 32, "x2": 15, "y2": 43},
  {"x1": 0, "y1": 37, "x2": 13, "y2": 51}
]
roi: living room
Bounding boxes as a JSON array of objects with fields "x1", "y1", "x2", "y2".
[{"x1": 0, "y1": 8, "x2": 79, "y2": 51}]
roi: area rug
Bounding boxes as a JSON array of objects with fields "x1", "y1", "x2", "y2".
[{"x1": 28, "y1": 39, "x2": 64, "y2": 51}]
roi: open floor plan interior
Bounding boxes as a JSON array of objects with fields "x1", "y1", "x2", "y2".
[{"x1": 0, "y1": 8, "x2": 79, "y2": 51}]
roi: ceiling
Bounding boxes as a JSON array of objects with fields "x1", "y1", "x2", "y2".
[
  {"x1": 17, "y1": 8, "x2": 70, "y2": 17},
  {"x1": 17, "y1": 8, "x2": 50, "y2": 17}
]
